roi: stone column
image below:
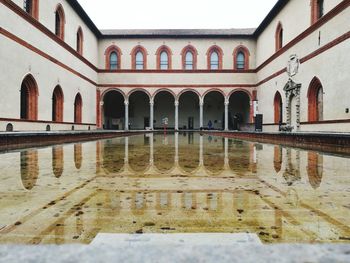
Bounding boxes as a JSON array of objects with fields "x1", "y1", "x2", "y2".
[
  {"x1": 124, "y1": 99, "x2": 129, "y2": 131},
  {"x1": 150, "y1": 98, "x2": 154, "y2": 130},
  {"x1": 224, "y1": 99, "x2": 229, "y2": 131},
  {"x1": 199, "y1": 98, "x2": 204, "y2": 129},
  {"x1": 175, "y1": 100, "x2": 179, "y2": 131}
]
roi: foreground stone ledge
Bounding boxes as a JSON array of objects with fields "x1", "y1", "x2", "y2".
[{"x1": 0, "y1": 244, "x2": 349, "y2": 263}]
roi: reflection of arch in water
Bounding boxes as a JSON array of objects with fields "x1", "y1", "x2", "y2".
[
  {"x1": 74, "y1": 144, "x2": 82, "y2": 170},
  {"x1": 102, "y1": 139, "x2": 125, "y2": 173},
  {"x1": 20, "y1": 150, "x2": 39, "y2": 190},
  {"x1": 228, "y1": 139, "x2": 251, "y2": 175},
  {"x1": 282, "y1": 149, "x2": 301, "y2": 186},
  {"x1": 178, "y1": 133, "x2": 200, "y2": 173},
  {"x1": 153, "y1": 136, "x2": 175, "y2": 173},
  {"x1": 307, "y1": 152, "x2": 323, "y2": 189},
  {"x1": 203, "y1": 136, "x2": 224, "y2": 174},
  {"x1": 128, "y1": 135, "x2": 150, "y2": 172},
  {"x1": 52, "y1": 146, "x2": 64, "y2": 178},
  {"x1": 274, "y1": 146, "x2": 283, "y2": 173}
]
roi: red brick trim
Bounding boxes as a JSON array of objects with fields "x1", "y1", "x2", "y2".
[
  {"x1": 0, "y1": 117, "x2": 95, "y2": 126},
  {"x1": 155, "y1": 45, "x2": 173, "y2": 70},
  {"x1": 181, "y1": 45, "x2": 198, "y2": 70},
  {"x1": 21, "y1": 74, "x2": 38, "y2": 121},
  {"x1": 74, "y1": 93, "x2": 83, "y2": 124},
  {"x1": 311, "y1": 0, "x2": 323, "y2": 25},
  {"x1": 176, "y1": 89, "x2": 201, "y2": 100},
  {"x1": 55, "y1": 4, "x2": 65, "y2": 41},
  {"x1": 233, "y1": 45, "x2": 250, "y2": 70},
  {"x1": 96, "y1": 89, "x2": 101, "y2": 128},
  {"x1": 273, "y1": 91, "x2": 282, "y2": 124},
  {"x1": 275, "y1": 22, "x2": 283, "y2": 52},
  {"x1": 206, "y1": 45, "x2": 223, "y2": 70},
  {"x1": 202, "y1": 89, "x2": 226, "y2": 99},
  {"x1": 301, "y1": 119, "x2": 350, "y2": 125},
  {"x1": 52, "y1": 85, "x2": 64, "y2": 122},
  {"x1": 25, "y1": 0, "x2": 39, "y2": 19},
  {"x1": 104, "y1": 45, "x2": 122, "y2": 70},
  {"x1": 76, "y1": 26, "x2": 83, "y2": 55},
  {"x1": 130, "y1": 45, "x2": 148, "y2": 70},
  {"x1": 98, "y1": 69, "x2": 255, "y2": 73},
  {"x1": 99, "y1": 84, "x2": 256, "y2": 89},
  {"x1": 307, "y1": 76, "x2": 323, "y2": 122}
]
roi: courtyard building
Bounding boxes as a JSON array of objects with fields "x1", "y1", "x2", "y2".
[{"x1": 0, "y1": 0, "x2": 349, "y2": 132}]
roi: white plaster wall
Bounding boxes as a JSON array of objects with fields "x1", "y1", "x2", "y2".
[
  {"x1": 98, "y1": 38, "x2": 256, "y2": 70},
  {"x1": 257, "y1": 6, "x2": 350, "y2": 131},
  {"x1": 10, "y1": 0, "x2": 99, "y2": 64},
  {"x1": 256, "y1": 0, "x2": 343, "y2": 66}
]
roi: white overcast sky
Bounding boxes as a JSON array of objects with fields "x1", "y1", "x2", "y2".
[{"x1": 77, "y1": 0, "x2": 279, "y2": 30}]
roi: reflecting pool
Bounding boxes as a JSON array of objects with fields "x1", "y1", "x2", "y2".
[{"x1": 0, "y1": 133, "x2": 350, "y2": 244}]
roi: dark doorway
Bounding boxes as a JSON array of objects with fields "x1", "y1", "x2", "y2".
[{"x1": 188, "y1": 117, "x2": 194, "y2": 130}]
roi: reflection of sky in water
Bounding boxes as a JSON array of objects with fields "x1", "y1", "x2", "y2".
[{"x1": 0, "y1": 133, "x2": 349, "y2": 245}]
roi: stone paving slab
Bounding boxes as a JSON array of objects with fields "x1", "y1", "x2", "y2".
[
  {"x1": 91, "y1": 233, "x2": 263, "y2": 246},
  {"x1": 0, "y1": 243, "x2": 349, "y2": 263}
]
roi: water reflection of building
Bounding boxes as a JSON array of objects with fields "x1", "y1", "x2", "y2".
[
  {"x1": 20, "y1": 150, "x2": 39, "y2": 190},
  {"x1": 307, "y1": 152, "x2": 323, "y2": 189},
  {"x1": 52, "y1": 146, "x2": 64, "y2": 178},
  {"x1": 100, "y1": 133, "x2": 259, "y2": 177}
]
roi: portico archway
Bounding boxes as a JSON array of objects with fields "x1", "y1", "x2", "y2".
[
  {"x1": 154, "y1": 91, "x2": 175, "y2": 129},
  {"x1": 103, "y1": 90, "x2": 125, "y2": 130},
  {"x1": 129, "y1": 90, "x2": 150, "y2": 130},
  {"x1": 178, "y1": 91, "x2": 200, "y2": 130},
  {"x1": 203, "y1": 91, "x2": 225, "y2": 130}
]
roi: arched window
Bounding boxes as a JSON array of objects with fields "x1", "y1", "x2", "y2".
[
  {"x1": 275, "y1": 22, "x2": 283, "y2": 51},
  {"x1": 207, "y1": 46, "x2": 223, "y2": 70},
  {"x1": 74, "y1": 93, "x2": 82, "y2": 124},
  {"x1": 76, "y1": 27, "x2": 83, "y2": 55},
  {"x1": 185, "y1": 52, "x2": 193, "y2": 70},
  {"x1": 131, "y1": 46, "x2": 147, "y2": 70},
  {"x1": 233, "y1": 45, "x2": 250, "y2": 70},
  {"x1": 23, "y1": 0, "x2": 39, "y2": 19},
  {"x1": 20, "y1": 74, "x2": 38, "y2": 120},
  {"x1": 274, "y1": 91, "x2": 283, "y2": 124},
  {"x1": 210, "y1": 52, "x2": 219, "y2": 69},
  {"x1": 308, "y1": 77, "x2": 324, "y2": 122},
  {"x1": 110, "y1": 52, "x2": 118, "y2": 70},
  {"x1": 156, "y1": 45, "x2": 172, "y2": 70},
  {"x1": 160, "y1": 52, "x2": 168, "y2": 70},
  {"x1": 52, "y1": 86, "x2": 64, "y2": 122},
  {"x1": 55, "y1": 4, "x2": 65, "y2": 40},
  {"x1": 105, "y1": 45, "x2": 122, "y2": 70},
  {"x1": 311, "y1": 0, "x2": 324, "y2": 24},
  {"x1": 181, "y1": 45, "x2": 198, "y2": 70},
  {"x1": 135, "y1": 52, "x2": 144, "y2": 70}
]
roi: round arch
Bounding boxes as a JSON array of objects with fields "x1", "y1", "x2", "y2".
[
  {"x1": 104, "y1": 45, "x2": 122, "y2": 70},
  {"x1": 153, "y1": 90, "x2": 176, "y2": 129},
  {"x1": 20, "y1": 74, "x2": 39, "y2": 121},
  {"x1": 129, "y1": 90, "x2": 151, "y2": 129},
  {"x1": 178, "y1": 91, "x2": 200, "y2": 130},
  {"x1": 131, "y1": 45, "x2": 148, "y2": 70},
  {"x1": 103, "y1": 89, "x2": 125, "y2": 130},
  {"x1": 203, "y1": 90, "x2": 225, "y2": 130},
  {"x1": 273, "y1": 91, "x2": 283, "y2": 124},
  {"x1": 206, "y1": 45, "x2": 224, "y2": 70},
  {"x1": 52, "y1": 85, "x2": 64, "y2": 122},
  {"x1": 177, "y1": 89, "x2": 201, "y2": 101},
  {"x1": 233, "y1": 45, "x2": 250, "y2": 70},
  {"x1": 307, "y1": 76, "x2": 324, "y2": 122},
  {"x1": 228, "y1": 90, "x2": 251, "y2": 129},
  {"x1": 155, "y1": 45, "x2": 173, "y2": 70},
  {"x1": 127, "y1": 88, "x2": 151, "y2": 99},
  {"x1": 74, "y1": 93, "x2": 83, "y2": 124}
]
